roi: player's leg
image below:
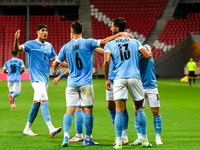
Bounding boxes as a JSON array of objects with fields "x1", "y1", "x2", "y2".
[
  {"x1": 147, "y1": 88, "x2": 163, "y2": 145},
  {"x1": 151, "y1": 107, "x2": 163, "y2": 145},
  {"x1": 188, "y1": 72, "x2": 192, "y2": 86},
  {"x1": 130, "y1": 108, "x2": 143, "y2": 145},
  {"x1": 23, "y1": 101, "x2": 40, "y2": 136},
  {"x1": 122, "y1": 102, "x2": 129, "y2": 145},
  {"x1": 62, "y1": 86, "x2": 81, "y2": 147},
  {"x1": 10, "y1": 82, "x2": 21, "y2": 109},
  {"x1": 7, "y1": 82, "x2": 14, "y2": 106},
  {"x1": 128, "y1": 78, "x2": 152, "y2": 147},
  {"x1": 62, "y1": 107, "x2": 76, "y2": 147},
  {"x1": 80, "y1": 84, "x2": 98, "y2": 146},
  {"x1": 192, "y1": 72, "x2": 196, "y2": 86},
  {"x1": 69, "y1": 107, "x2": 84, "y2": 142}
]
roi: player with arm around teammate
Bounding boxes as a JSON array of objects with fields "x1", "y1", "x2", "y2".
[
  {"x1": 3, "y1": 51, "x2": 25, "y2": 109},
  {"x1": 52, "y1": 21, "x2": 132, "y2": 147},
  {"x1": 13, "y1": 24, "x2": 62, "y2": 137},
  {"x1": 130, "y1": 45, "x2": 163, "y2": 146},
  {"x1": 104, "y1": 17, "x2": 152, "y2": 149}
]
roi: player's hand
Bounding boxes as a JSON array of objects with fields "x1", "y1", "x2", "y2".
[
  {"x1": 15, "y1": 30, "x2": 20, "y2": 39},
  {"x1": 53, "y1": 65, "x2": 60, "y2": 72},
  {"x1": 53, "y1": 76, "x2": 61, "y2": 85},
  {"x1": 119, "y1": 32, "x2": 134, "y2": 39},
  {"x1": 105, "y1": 80, "x2": 111, "y2": 91}
]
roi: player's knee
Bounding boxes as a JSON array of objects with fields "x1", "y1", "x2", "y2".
[{"x1": 152, "y1": 109, "x2": 160, "y2": 116}]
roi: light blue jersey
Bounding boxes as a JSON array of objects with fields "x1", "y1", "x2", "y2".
[
  {"x1": 3, "y1": 58, "x2": 25, "y2": 82},
  {"x1": 22, "y1": 39, "x2": 56, "y2": 83},
  {"x1": 109, "y1": 58, "x2": 114, "y2": 83},
  {"x1": 139, "y1": 56, "x2": 157, "y2": 90},
  {"x1": 56, "y1": 38, "x2": 100, "y2": 87},
  {"x1": 104, "y1": 38, "x2": 143, "y2": 80}
]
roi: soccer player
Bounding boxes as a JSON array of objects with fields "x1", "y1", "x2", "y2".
[
  {"x1": 52, "y1": 21, "x2": 133, "y2": 147},
  {"x1": 187, "y1": 58, "x2": 196, "y2": 86},
  {"x1": 13, "y1": 24, "x2": 62, "y2": 137},
  {"x1": 106, "y1": 58, "x2": 129, "y2": 145},
  {"x1": 130, "y1": 45, "x2": 163, "y2": 146},
  {"x1": 104, "y1": 17, "x2": 152, "y2": 149},
  {"x1": 3, "y1": 51, "x2": 25, "y2": 109}
]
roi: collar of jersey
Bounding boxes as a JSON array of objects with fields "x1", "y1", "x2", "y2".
[{"x1": 36, "y1": 39, "x2": 47, "y2": 45}]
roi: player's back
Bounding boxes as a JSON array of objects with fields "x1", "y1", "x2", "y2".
[
  {"x1": 4, "y1": 58, "x2": 23, "y2": 82},
  {"x1": 62, "y1": 38, "x2": 98, "y2": 87},
  {"x1": 139, "y1": 56, "x2": 157, "y2": 90},
  {"x1": 105, "y1": 38, "x2": 141, "y2": 80}
]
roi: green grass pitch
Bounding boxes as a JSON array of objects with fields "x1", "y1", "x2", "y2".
[{"x1": 0, "y1": 79, "x2": 200, "y2": 149}]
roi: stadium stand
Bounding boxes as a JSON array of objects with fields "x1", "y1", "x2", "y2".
[
  {"x1": 152, "y1": 12, "x2": 200, "y2": 59},
  {"x1": 90, "y1": 0, "x2": 167, "y2": 67},
  {"x1": 0, "y1": 15, "x2": 26, "y2": 68}
]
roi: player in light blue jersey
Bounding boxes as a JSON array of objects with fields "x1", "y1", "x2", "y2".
[
  {"x1": 131, "y1": 45, "x2": 163, "y2": 146},
  {"x1": 3, "y1": 51, "x2": 25, "y2": 109},
  {"x1": 53, "y1": 21, "x2": 133, "y2": 147},
  {"x1": 13, "y1": 24, "x2": 62, "y2": 137},
  {"x1": 106, "y1": 58, "x2": 129, "y2": 146},
  {"x1": 104, "y1": 17, "x2": 152, "y2": 149}
]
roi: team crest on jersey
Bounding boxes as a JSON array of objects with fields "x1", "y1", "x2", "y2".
[{"x1": 42, "y1": 46, "x2": 47, "y2": 49}]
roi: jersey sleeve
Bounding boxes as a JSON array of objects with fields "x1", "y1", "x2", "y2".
[
  {"x1": 50, "y1": 46, "x2": 57, "y2": 60},
  {"x1": 87, "y1": 39, "x2": 101, "y2": 51},
  {"x1": 20, "y1": 60, "x2": 25, "y2": 67},
  {"x1": 56, "y1": 46, "x2": 66, "y2": 64},
  {"x1": 3, "y1": 62, "x2": 7, "y2": 69},
  {"x1": 104, "y1": 43, "x2": 111, "y2": 53},
  {"x1": 22, "y1": 41, "x2": 31, "y2": 52}
]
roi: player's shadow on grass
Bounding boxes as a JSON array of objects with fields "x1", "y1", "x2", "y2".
[{"x1": 0, "y1": 108, "x2": 10, "y2": 111}]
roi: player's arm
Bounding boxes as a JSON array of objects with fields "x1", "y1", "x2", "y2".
[
  {"x1": 60, "y1": 61, "x2": 68, "y2": 68},
  {"x1": 21, "y1": 66, "x2": 25, "y2": 74},
  {"x1": 139, "y1": 47, "x2": 152, "y2": 59},
  {"x1": 100, "y1": 32, "x2": 134, "y2": 46},
  {"x1": 104, "y1": 51, "x2": 111, "y2": 91},
  {"x1": 3, "y1": 68, "x2": 8, "y2": 73},
  {"x1": 53, "y1": 68, "x2": 69, "y2": 85},
  {"x1": 94, "y1": 48, "x2": 104, "y2": 56},
  {"x1": 13, "y1": 30, "x2": 23, "y2": 52}
]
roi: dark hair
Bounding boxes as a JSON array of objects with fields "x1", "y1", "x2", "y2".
[
  {"x1": 12, "y1": 51, "x2": 18, "y2": 56},
  {"x1": 112, "y1": 17, "x2": 126, "y2": 32},
  {"x1": 71, "y1": 21, "x2": 83, "y2": 34},
  {"x1": 36, "y1": 24, "x2": 48, "y2": 31}
]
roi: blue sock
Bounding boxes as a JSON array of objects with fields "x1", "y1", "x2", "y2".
[
  {"x1": 134, "y1": 115, "x2": 141, "y2": 134},
  {"x1": 123, "y1": 108, "x2": 129, "y2": 130},
  {"x1": 75, "y1": 110, "x2": 83, "y2": 134},
  {"x1": 109, "y1": 109, "x2": 116, "y2": 125},
  {"x1": 12, "y1": 91, "x2": 20, "y2": 98},
  {"x1": 28, "y1": 103, "x2": 40, "y2": 123},
  {"x1": 41, "y1": 102, "x2": 51, "y2": 122},
  {"x1": 136, "y1": 109, "x2": 147, "y2": 135},
  {"x1": 84, "y1": 114, "x2": 93, "y2": 136},
  {"x1": 154, "y1": 115, "x2": 162, "y2": 134},
  {"x1": 63, "y1": 114, "x2": 72, "y2": 134},
  {"x1": 115, "y1": 112, "x2": 123, "y2": 137}
]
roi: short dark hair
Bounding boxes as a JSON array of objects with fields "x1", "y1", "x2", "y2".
[
  {"x1": 12, "y1": 51, "x2": 18, "y2": 56},
  {"x1": 71, "y1": 21, "x2": 83, "y2": 34},
  {"x1": 36, "y1": 24, "x2": 48, "y2": 31},
  {"x1": 112, "y1": 17, "x2": 126, "y2": 32}
]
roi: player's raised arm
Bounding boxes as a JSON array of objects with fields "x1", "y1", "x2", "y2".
[
  {"x1": 139, "y1": 47, "x2": 152, "y2": 59},
  {"x1": 13, "y1": 30, "x2": 23, "y2": 52},
  {"x1": 100, "y1": 32, "x2": 133, "y2": 46}
]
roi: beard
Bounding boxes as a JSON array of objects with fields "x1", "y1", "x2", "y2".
[{"x1": 112, "y1": 31, "x2": 118, "y2": 35}]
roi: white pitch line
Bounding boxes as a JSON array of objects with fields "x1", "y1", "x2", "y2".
[{"x1": 157, "y1": 81, "x2": 200, "y2": 88}]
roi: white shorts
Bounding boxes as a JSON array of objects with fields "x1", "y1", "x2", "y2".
[
  {"x1": 106, "y1": 83, "x2": 114, "y2": 101},
  {"x1": 8, "y1": 82, "x2": 21, "y2": 93},
  {"x1": 31, "y1": 82, "x2": 48, "y2": 101},
  {"x1": 113, "y1": 78, "x2": 144, "y2": 101},
  {"x1": 143, "y1": 88, "x2": 160, "y2": 108},
  {"x1": 66, "y1": 84, "x2": 94, "y2": 107}
]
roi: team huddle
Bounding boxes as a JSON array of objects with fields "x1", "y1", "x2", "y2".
[{"x1": 3, "y1": 17, "x2": 162, "y2": 149}]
